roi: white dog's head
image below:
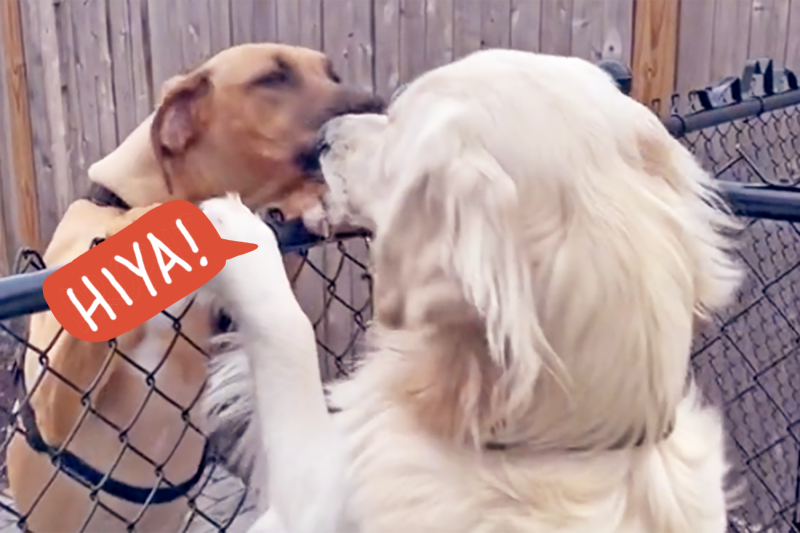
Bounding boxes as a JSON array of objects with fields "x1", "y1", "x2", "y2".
[{"x1": 313, "y1": 50, "x2": 743, "y2": 450}]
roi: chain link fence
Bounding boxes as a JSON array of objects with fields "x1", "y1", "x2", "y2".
[
  {"x1": 677, "y1": 104, "x2": 800, "y2": 532},
  {"x1": 0, "y1": 62, "x2": 798, "y2": 532}
]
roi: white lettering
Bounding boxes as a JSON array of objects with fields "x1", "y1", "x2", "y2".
[
  {"x1": 115, "y1": 242, "x2": 158, "y2": 297},
  {"x1": 147, "y1": 233, "x2": 192, "y2": 285},
  {"x1": 67, "y1": 276, "x2": 116, "y2": 332},
  {"x1": 101, "y1": 267, "x2": 133, "y2": 306},
  {"x1": 176, "y1": 219, "x2": 198, "y2": 253}
]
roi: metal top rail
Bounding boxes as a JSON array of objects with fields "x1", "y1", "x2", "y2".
[{"x1": 1, "y1": 56, "x2": 799, "y2": 322}]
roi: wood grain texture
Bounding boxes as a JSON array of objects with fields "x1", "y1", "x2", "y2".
[
  {"x1": 748, "y1": 0, "x2": 791, "y2": 68},
  {"x1": 0, "y1": 0, "x2": 40, "y2": 252},
  {"x1": 178, "y1": 0, "x2": 214, "y2": 69},
  {"x1": 710, "y1": 0, "x2": 751, "y2": 81},
  {"x1": 18, "y1": 0, "x2": 62, "y2": 243},
  {"x1": 540, "y1": 0, "x2": 573, "y2": 56},
  {"x1": 572, "y1": 0, "x2": 605, "y2": 62},
  {"x1": 675, "y1": 0, "x2": 716, "y2": 94},
  {"x1": 0, "y1": 0, "x2": 14, "y2": 272},
  {"x1": 425, "y1": 0, "x2": 454, "y2": 69},
  {"x1": 603, "y1": 0, "x2": 634, "y2": 63},
  {"x1": 786, "y1": 0, "x2": 800, "y2": 73},
  {"x1": 510, "y1": 0, "x2": 542, "y2": 51},
  {"x1": 323, "y1": 0, "x2": 373, "y2": 92},
  {"x1": 374, "y1": 0, "x2": 401, "y2": 98},
  {"x1": 399, "y1": 0, "x2": 427, "y2": 82},
  {"x1": 252, "y1": 0, "x2": 278, "y2": 43},
  {"x1": 481, "y1": 0, "x2": 511, "y2": 50},
  {"x1": 631, "y1": 0, "x2": 680, "y2": 114},
  {"x1": 453, "y1": 0, "x2": 482, "y2": 59}
]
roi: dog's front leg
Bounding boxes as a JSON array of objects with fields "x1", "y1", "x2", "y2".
[{"x1": 200, "y1": 195, "x2": 358, "y2": 533}]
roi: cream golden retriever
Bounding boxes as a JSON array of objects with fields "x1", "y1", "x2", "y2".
[
  {"x1": 7, "y1": 43, "x2": 381, "y2": 533},
  {"x1": 201, "y1": 49, "x2": 744, "y2": 533}
]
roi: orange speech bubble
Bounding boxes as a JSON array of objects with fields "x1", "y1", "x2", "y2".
[{"x1": 43, "y1": 199, "x2": 257, "y2": 343}]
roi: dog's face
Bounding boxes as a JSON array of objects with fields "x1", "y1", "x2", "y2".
[
  {"x1": 315, "y1": 49, "x2": 743, "y2": 450},
  {"x1": 150, "y1": 43, "x2": 384, "y2": 211}
]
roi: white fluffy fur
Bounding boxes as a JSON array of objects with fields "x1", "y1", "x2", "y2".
[{"x1": 201, "y1": 49, "x2": 744, "y2": 533}]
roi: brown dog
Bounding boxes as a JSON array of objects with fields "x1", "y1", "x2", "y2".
[{"x1": 6, "y1": 43, "x2": 381, "y2": 533}]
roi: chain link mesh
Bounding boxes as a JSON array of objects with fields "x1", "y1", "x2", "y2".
[
  {"x1": 676, "y1": 104, "x2": 800, "y2": 532},
  {"x1": 0, "y1": 105, "x2": 797, "y2": 532}
]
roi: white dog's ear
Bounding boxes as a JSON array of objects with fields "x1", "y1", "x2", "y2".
[{"x1": 375, "y1": 120, "x2": 568, "y2": 434}]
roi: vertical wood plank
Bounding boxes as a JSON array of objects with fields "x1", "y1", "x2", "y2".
[
  {"x1": 277, "y1": 0, "x2": 303, "y2": 44},
  {"x1": 33, "y1": 0, "x2": 69, "y2": 221},
  {"x1": 55, "y1": 0, "x2": 83, "y2": 191},
  {"x1": 127, "y1": 0, "x2": 153, "y2": 125},
  {"x1": 453, "y1": 0, "x2": 482, "y2": 60},
  {"x1": 90, "y1": 0, "x2": 118, "y2": 158},
  {"x1": 18, "y1": 0, "x2": 62, "y2": 243},
  {"x1": 0, "y1": 0, "x2": 16, "y2": 269},
  {"x1": 178, "y1": 0, "x2": 213, "y2": 68},
  {"x1": 631, "y1": 0, "x2": 680, "y2": 114},
  {"x1": 748, "y1": 0, "x2": 791, "y2": 68},
  {"x1": 710, "y1": 0, "x2": 751, "y2": 81},
  {"x1": 786, "y1": 0, "x2": 800, "y2": 73},
  {"x1": 510, "y1": 0, "x2": 542, "y2": 52},
  {"x1": 540, "y1": 0, "x2": 573, "y2": 56},
  {"x1": 675, "y1": 0, "x2": 716, "y2": 94},
  {"x1": 252, "y1": 0, "x2": 278, "y2": 43},
  {"x1": 148, "y1": 0, "x2": 183, "y2": 92},
  {"x1": 399, "y1": 0, "x2": 426, "y2": 83},
  {"x1": 374, "y1": 0, "x2": 401, "y2": 98},
  {"x1": 109, "y1": 0, "x2": 140, "y2": 143},
  {"x1": 602, "y1": 0, "x2": 634, "y2": 64},
  {"x1": 298, "y1": 0, "x2": 324, "y2": 48},
  {"x1": 425, "y1": 0, "x2": 454, "y2": 69},
  {"x1": 323, "y1": 0, "x2": 374, "y2": 92},
  {"x1": 571, "y1": 0, "x2": 605, "y2": 62},
  {"x1": 0, "y1": 0, "x2": 41, "y2": 251},
  {"x1": 481, "y1": 0, "x2": 511, "y2": 50},
  {"x1": 208, "y1": 0, "x2": 232, "y2": 54},
  {"x1": 230, "y1": 0, "x2": 255, "y2": 45}
]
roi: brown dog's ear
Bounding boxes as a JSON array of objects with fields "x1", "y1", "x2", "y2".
[{"x1": 151, "y1": 72, "x2": 213, "y2": 193}]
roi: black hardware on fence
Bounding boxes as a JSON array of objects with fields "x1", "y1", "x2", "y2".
[{"x1": 0, "y1": 57, "x2": 799, "y2": 533}]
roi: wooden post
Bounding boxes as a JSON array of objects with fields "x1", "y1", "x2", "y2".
[
  {"x1": 631, "y1": 0, "x2": 681, "y2": 116},
  {"x1": 0, "y1": 0, "x2": 40, "y2": 252}
]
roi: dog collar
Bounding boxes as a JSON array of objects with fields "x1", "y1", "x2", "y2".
[
  {"x1": 10, "y1": 300, "x2": 212, "y2": 506},
  {"x1": 484, "y1": 419, "x2": 677, "y2": 453},
  {"x1": 84, "y1": 183, "x2": 132, "y2": 211}
]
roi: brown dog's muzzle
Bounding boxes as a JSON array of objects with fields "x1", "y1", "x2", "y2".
[{"x1": 329, "y1": 89, "x2": 386, "y2": 117}]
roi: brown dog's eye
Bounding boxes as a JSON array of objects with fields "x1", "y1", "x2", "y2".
[{"x1": 254, "y1": 69, "x2": 291, "y2": 88}]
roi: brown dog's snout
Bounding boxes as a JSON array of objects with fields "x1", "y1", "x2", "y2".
[{"x1": 329, "y1": 89, "x2": 386, "y2": 118}]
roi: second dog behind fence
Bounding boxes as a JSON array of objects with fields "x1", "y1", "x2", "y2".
[{"x1": 0, "y1": 59, "x2": 796, "y2": 532}]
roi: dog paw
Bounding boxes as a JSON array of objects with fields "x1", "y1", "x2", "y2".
[
  {"x1": 200, "y1": 194, "x2": 289, "y2": 303},
  {"x1": 202, "y1": 193, "x2": 279, "y2": 254}
]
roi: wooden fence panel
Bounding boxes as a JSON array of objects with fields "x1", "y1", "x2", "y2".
[
  {"x1": 0, "y1": 0, "x2": 40, "y2": 256},
  {"x1": 540, "y1": 0, "x2": 574, "y2": 56},
  {"x1": 510, "y1": 0, "x2": 542, "y2": 52},
  {"x1": 675, "y1": 0, "x2": 716, "y2": 97},
  {"x1": 569, "y1": 0, "x2": 634, "y2": 64},
  {"x1": 749, "y1": 0, "x2": 792, "y2": 70},
  {"x1": 710, "y1": 0, "x2": 752, "y2": 83},
  {"x1": 374, "y1": 0, "x2": 400, "y2": 99},
  {"x1": 426, "y1": 0, "x2": 454, "y2": 69},
  {"x1": 2, "y1": 0, "x2": 800, "y2": 360}
]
